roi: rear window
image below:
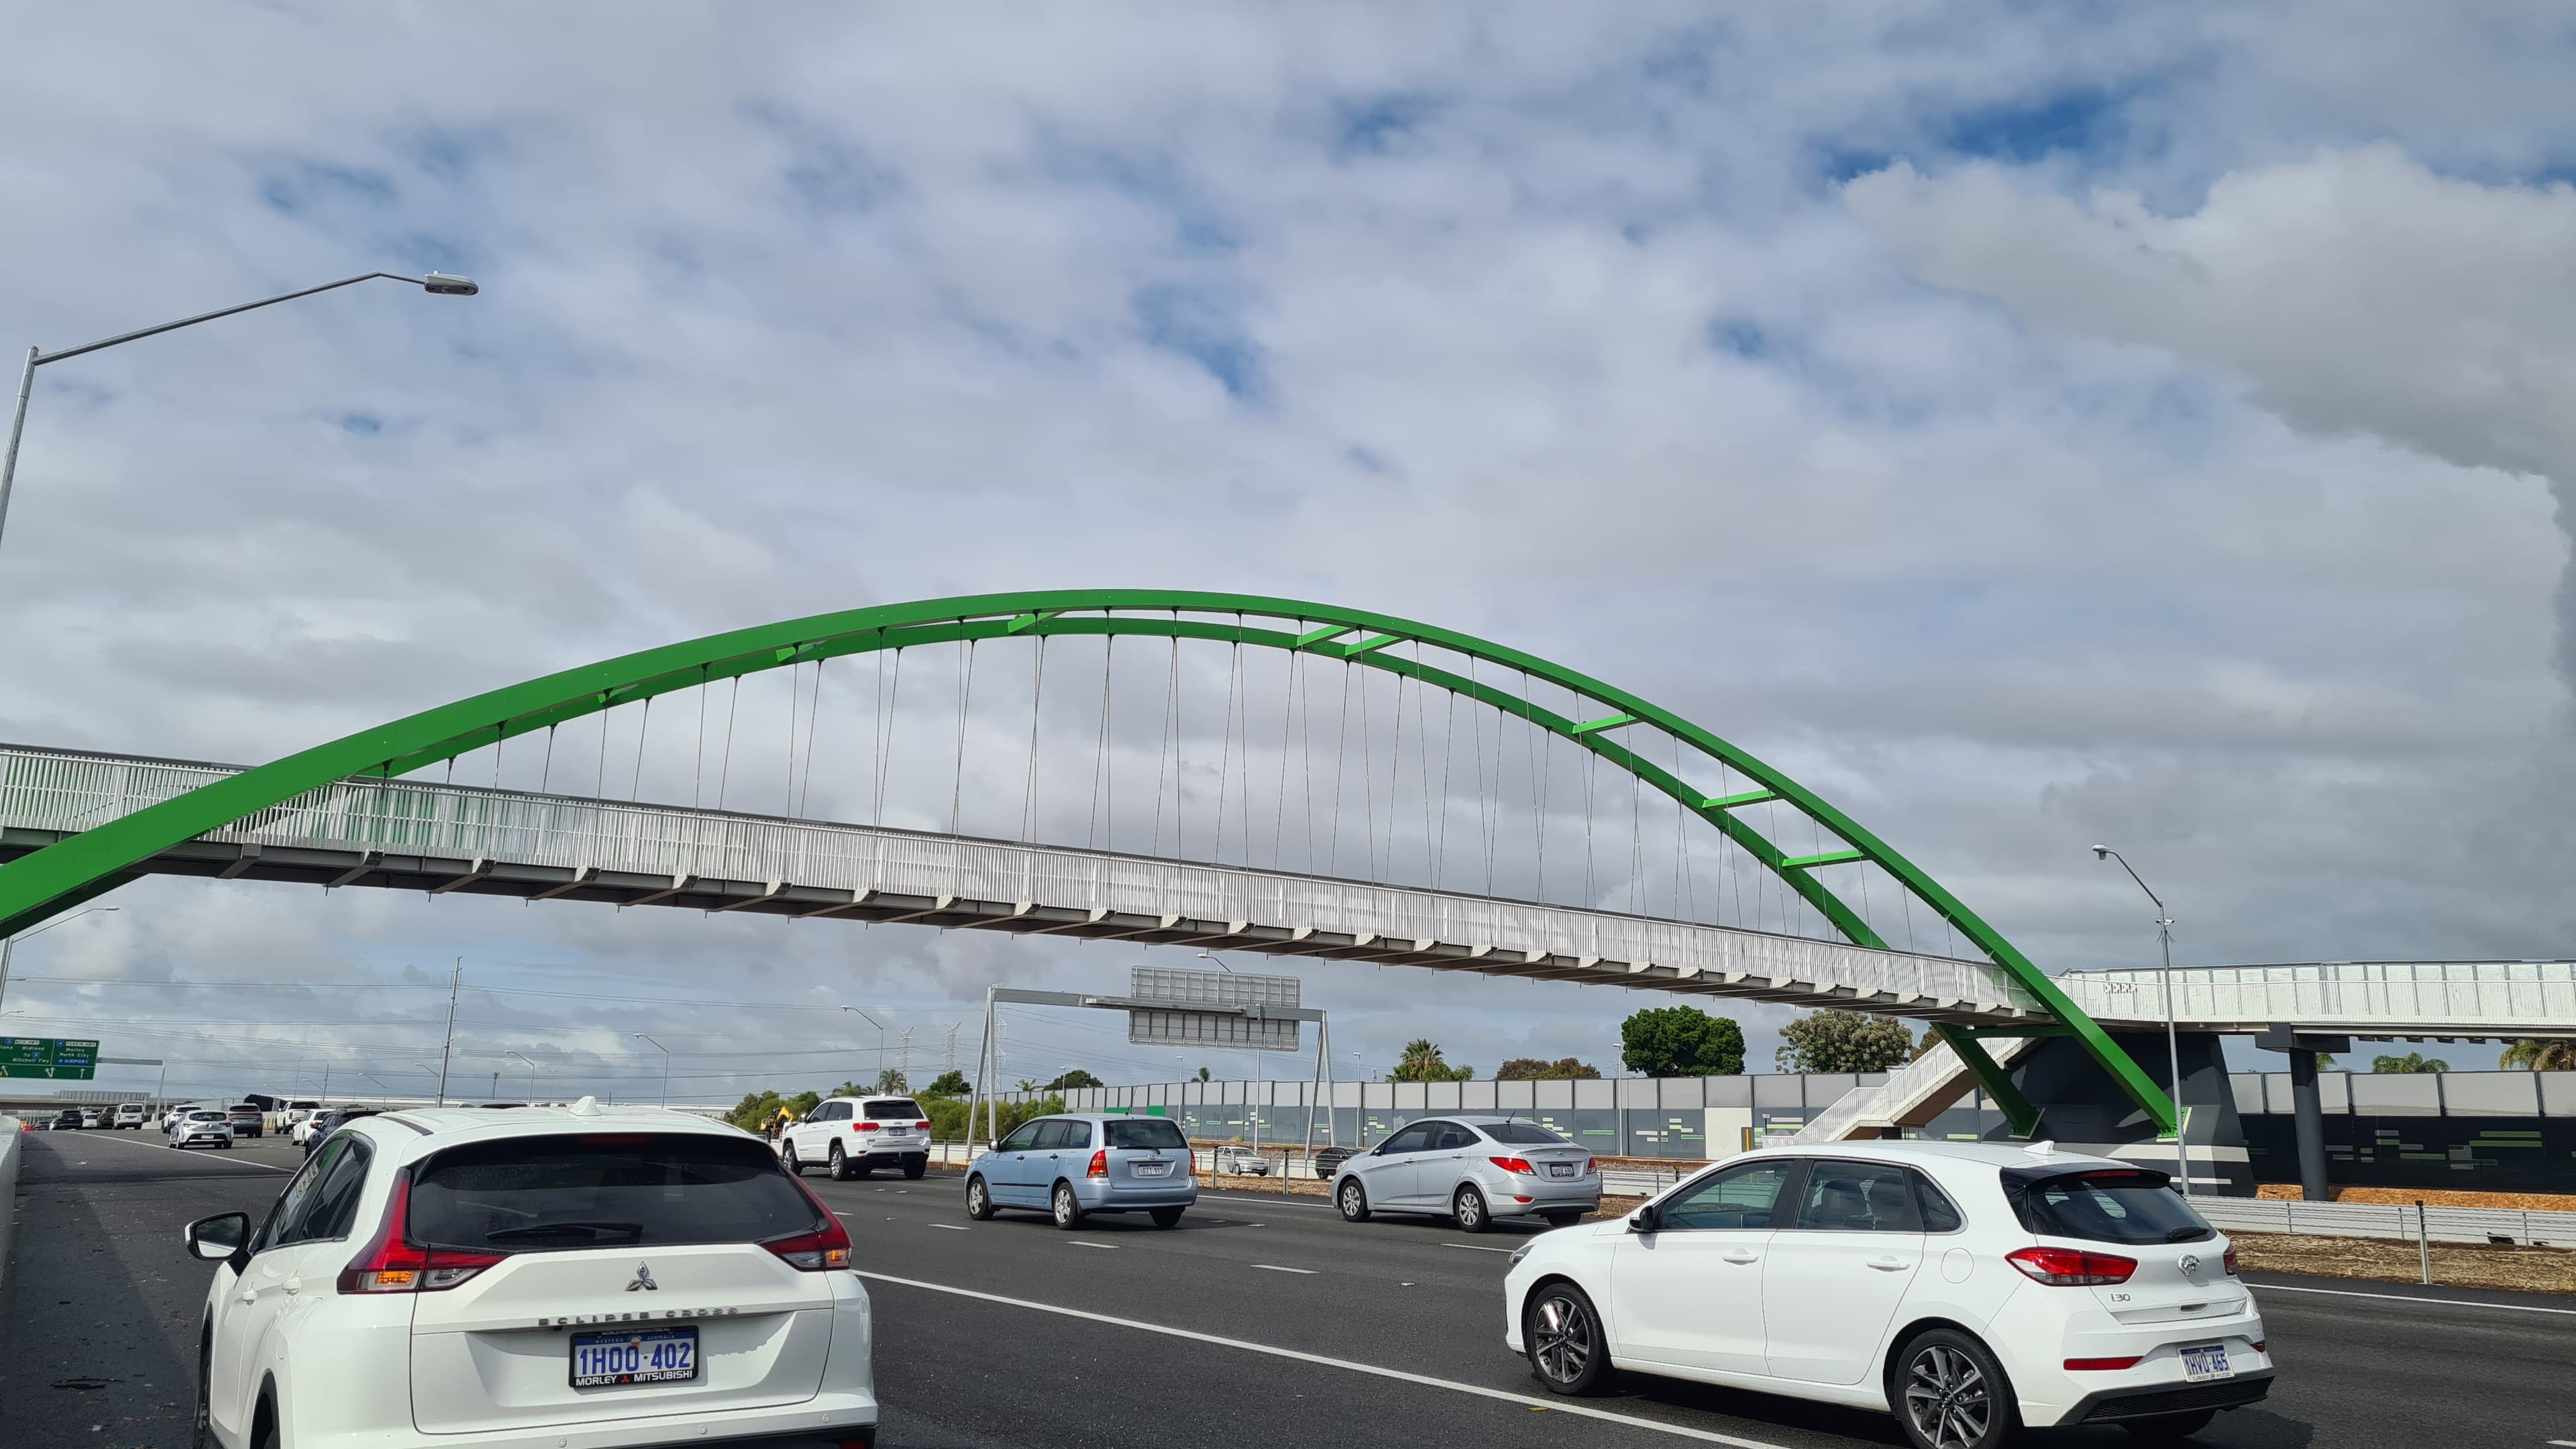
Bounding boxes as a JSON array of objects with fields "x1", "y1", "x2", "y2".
[
  {"x1": 2006, "y1": 1168, "x2": 2213, "y2": 1244},
  {"x1": 1105, "y1": 1118, "x2": 1188, "y2": 1150},
  {"x1": 1481, "y1": 1122, "x2": 1570, "y2": 1146},
  {"x1": 409, "y1": 1132, "x2": 823, "y2": 1253},
  {"x1": 863, "y1": 1099, "x2": 924, "y2": 1121}
]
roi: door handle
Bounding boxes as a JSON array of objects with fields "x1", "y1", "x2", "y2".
[
  {"x1": 1721, "y1": 1250, "x2": 1760, "y2": 1264},
  {"x1": 1866, "y1": 1257, "x2": 1911, "y2": 1271}
]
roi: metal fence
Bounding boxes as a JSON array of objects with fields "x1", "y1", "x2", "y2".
[{"x1": 2190, "y1": 1195, "x2": 2576, "y2": 1250}]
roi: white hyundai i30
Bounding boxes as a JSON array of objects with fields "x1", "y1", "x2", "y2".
[
  {"x1": 182, "y1": 1099, "x2": 877, "y2": 1449},
  {"x1": 1505, "y1": 1140, "x2": 2270, "y2": 1448}
]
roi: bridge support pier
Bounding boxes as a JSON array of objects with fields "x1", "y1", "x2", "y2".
[{"x1": 2261, "y1": 1027, "x2": 2351, "y2": 1203}]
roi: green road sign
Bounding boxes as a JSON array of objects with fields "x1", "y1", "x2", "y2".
[{"x1": 0, "y1": 1037, "x2": 99, "y2": 1079}]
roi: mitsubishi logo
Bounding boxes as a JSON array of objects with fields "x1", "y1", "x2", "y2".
[{"x1": 627, "y1": 1264, "x2": 659, "y2": 1292}]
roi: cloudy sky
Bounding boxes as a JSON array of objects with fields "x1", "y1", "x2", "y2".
[{"x1": 3, "y1": 4, "x2": 2573, "y2": 1103}]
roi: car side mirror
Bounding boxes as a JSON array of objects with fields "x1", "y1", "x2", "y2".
[
  {"x1": 186, "y1": 1212, "x2": 250, "y2": 1262},
  {"x1": 1627, "y1": 1205, "x2": 1660, "y2": 1234}
]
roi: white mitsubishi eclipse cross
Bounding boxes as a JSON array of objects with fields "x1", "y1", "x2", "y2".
[
  {"x1": 1505, "y1": 1140, "x2": 2271, "y2": 1449},
  {"x1": 182, "y1": 1099, "x2": 877, "y2": 1449}
]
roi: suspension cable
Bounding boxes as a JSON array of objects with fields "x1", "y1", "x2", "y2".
[
  {"x1": 950, "y1": 639, "x2": 977, "y2": 837},
  {"x1": 716, "y1": 677, "x2": 741, "y2": 812},
  {"x1": 1020, "y1": 635, "x2": 1048, "y2": 842},
  {"x1": 630, "y1": 696, "x2": 651, "y2": 802},
  {"x1": 799, "y1": 658, "x2": 825, "y2": 820}
]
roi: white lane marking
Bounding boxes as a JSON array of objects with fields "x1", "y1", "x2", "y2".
[
  {"x1": 1070, "y1": 1240, "x2": 1118, "y2": 1250},
  {"x1": 855, "y1": 1269, "x2": 1793, "y2": 1446},
  {"x1": 1443, "y1": 1242, "x2": 1515, "y2": 1254},
  {"x1": 1201, "y1": 1191, "x2": 1333, "y2": 1210},
  {"x1": 58, "y1": 1130, "x2": 293, "y2": 1172},
  {"x1": 1251, "y1": 1263, "x2": 1316, "y2": 1275},
  {"x1": 2251, "y1": 1282, "x2": 2576, "y2": 1317},
  {"x1": 927, "y1": 1224, "x2": 970, "y2": 1232}
]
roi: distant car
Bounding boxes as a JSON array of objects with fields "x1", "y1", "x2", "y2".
[
  {"x1": 779, "y1": 1095, "x2": 934, "y2": 1181},
  {"x1": 224, "y1": 1104, "x2": 264, "y2": 1138},
  {"x1": 301, "y1": 1108, "x2": 380, "y2": 1156},
  {"x1": 965, "y1": 1113, "x2": 1196, "y2": 1229},
  {"x1": 78, "y1": 1108, "x2": 106, "y2": 1128},
  {"x1": 168, "y1": 1110, "x2": 233, "y2": 1150},
  {"x1": 113, "y1": 1103, "x2": 148, "y2": 1130},
  {"x1": 52, "y1": 1109, "x2": 83, "y2": 1130},
  {"x1": 1213, "y1": 1144, "x2": 1271, "y2": 1176},
  {"x1": 1334, "y1": 1116, "x2": 1600, "y2": 1232},
  {"x1": 1310, "y1": 1144, "x2": 1361, "y2": 1180},
  {"x1": 181, "y1": 1102, "x2": 876, "y2": 1449}
]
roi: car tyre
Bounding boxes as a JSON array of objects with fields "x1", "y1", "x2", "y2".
[
  {"x1": 2120, "y1": 1409, "x2": 2218, "y2": 1442},
  {"x1": 191, "y1": 1328, "x2": 214, "y2": 1449},
  {"x1": 1336, "y1": 1176, "x2": 1371, "y2": 1222},
  {"x1": 1893, "y1": 1327, "x2": 2020, "y2": 1449},
  {"x1": 1150, "y1": 1205, "x2": 1186, "y2": 1228},
  {"x1": 903, "y1": 1155, "x2": 928, "y2": 1181},
  {"x1": 828, "y1": 1143, "x2": 853, "y2": 1181},
  {"x1": 1454, "y1": 1184, "x2": 1492, "y2": 1233},
  {"x1": 1523, "y1": 1280, "x2": 1613, "y2": 1396},
  {"x1": 965, "y1": 1175, "x2": 996, "y2": 1220},
  {"x1": 1052, "y1": 1181, "x2": 1085, "y2": 1230},
  {"x1": 782, "y1": 1142, "x2": 804, "y2": 1176}
]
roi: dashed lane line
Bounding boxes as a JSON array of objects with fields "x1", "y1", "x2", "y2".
[
  {"x1": 854, "y1": 1269, "x2": 1796, "y2": 1447},
  {"x1": 41, "y1": 1130, "x2": 295, "y2": 1172},
  {"x1": 927, "y1": 1224, "x2": 970, "y2": 1232},
  {"x1": 1443, "y1": 1242, "x2": 1515, "y2": 1254},
  {"x1": 2251, "y1": 1281, "x2": 2576, "y2": 1317},
  {"x1": 1250, "y1": 1263, "x2": 1317, "y2": 1275},
  {"x1": 1070, "y1": 1240, "x2": 1118, "y2": 1250}
]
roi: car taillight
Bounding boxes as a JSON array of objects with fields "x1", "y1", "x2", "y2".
[
  {"x1": 2249, "y1": 1340, "x2": 2265, "y2": 1353},
  {"x1": 915, "y1": 1120, "x2": 932, "y2": 1130},
  {"x1": 336, "y1": 1173, "x2": 503, "y2": 1293},
  {"x1": 1490, "y1": 1157, "x2": 1536, "y2": 1175},
  {"x1": 2063, "y1": 1355, "x2": 2143, "y2": 1371},
  {"x1": 2005, "y1": 1246, "x2": 2137, "y2": 1286},
  {"x1": 769, "y1": 1174, "x2": 853, "y2": 1270},
  {"x1": 853, "y1": 1120, "x2": 881, "y2": 1132},
  {"x1": 1585, "y1": 1157, "x2": 1597, "y2": 1174},
  {"x1": 2223, "y1": 1246, "x2": 2240, "y2": 1276},
  {"x1": 1087, "y1": 1148, "x2": 1109, "y2": 1178}
]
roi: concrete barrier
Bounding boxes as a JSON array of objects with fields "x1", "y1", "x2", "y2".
[{"x1": 0, "y1": 1116, "x2": 21, "y2": 1293}]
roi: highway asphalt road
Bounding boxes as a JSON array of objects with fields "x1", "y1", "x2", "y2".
[{"x1": 3, "y1": 1128, "x2": 2571, "y2": 1449}]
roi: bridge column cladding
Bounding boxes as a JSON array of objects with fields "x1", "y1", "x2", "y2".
[
  {"x1": 1996, "y1": 1031, "x2": 2251, "y2": 1193},
  {"x1": 2260, "y1": 1026, "x2": 2351, "y2": 1203}
]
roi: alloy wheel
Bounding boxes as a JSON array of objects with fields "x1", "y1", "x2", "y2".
[
  {"x1": 1054, "y1": 1183, "x2": 1079, "y2": 1228},
  {"x1": 1456, "y1": 1187, "x2": 1487, "y2": 1231},
  {"x1": 1903, "y1": 1343, "x2": 1994, "y2": 1449},
  {"x1": 1338, "y1": 1180, "x2": 1367, "y2": 1220},
  {"x1": 1529, "y1": 1291, "x2": 1593, "y2": 1387}
]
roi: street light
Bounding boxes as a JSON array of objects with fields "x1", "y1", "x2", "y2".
[
  {"x1": 0, "y1": 905, "x2": 119, "y2": 1015},
  {"x1": 634, "y1": 1034, "x2": 672, "y2": 1107},
  {"x1": 508, "y1": 1051, "x2": 540, "y2": 1102},
  {"x1": 0, "y1": 269, "x2": 478, "y2": 561},
  {"x1": 2092, "y1": 845, "x2": 2192, "y2": 1196},
  {"x1": 841, "y1": 1007, "x2": 885, "y2": 1088}
]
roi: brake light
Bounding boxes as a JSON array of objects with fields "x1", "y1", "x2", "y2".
[
  {"x1": 1088, "y1": 1148, "x2": 1109, "y2": 1178},
  {"x1": 2064, "y1": 1355, "x2": 2143, "y2": 1371},
  {"x1": 853, "y1": 1120, "x2": 881, "y2": 1132},
  {"x1": 2249, "y1": 1340, "x2": 2265, "y2": 1353},
  {"x1": 768, "y1": 1174, "x2": 853, "y2": 1270},
  {"x1": 2223, "y1": 1246, "x2": 2240, "y2": 1276},
  {"x1": 1490, "y1": 1157, "x2": 1536, "y2": 1175},
  {"x1": 1585, "y1": 1157, "x2": 1597, "y2": 1174},
  {"x1": 915, "y1": 1120, "x2": 932, "y2": 1130},
  {"x1": 336, "y1": 1173, "x2": 503, "y2": 1293},
  {"x1": 2005, "y1": 1246, "x2": 2137, "y2": 1286}
]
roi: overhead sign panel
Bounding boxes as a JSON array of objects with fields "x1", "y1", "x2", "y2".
[
  {"x1": 1126, "y1": 966, "x2": 1301, "y2": 1052},
  {"x1": 1, "y1": 1036, "x2": 100, "y2": 1079}
]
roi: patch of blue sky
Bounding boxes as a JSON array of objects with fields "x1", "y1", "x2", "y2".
[
  {"x1": 1132, "y1": 283, "x2": 1264, "y2": 403},
  {"x1": 257, "y1": 158, "x2": 396, "y2": 215},
  {"x1": 1038, "y1": 140, "x2": 1237, "y2": 255},
  {"x1": 739, "y1": 103, "x2": 900, "y2": 219},
  {"x1": 1940, "y1": 87, "x2": 2131, "y2": 164},
  {"x1": 386, "y1": 123, "x2": 508, "y2": 184},
  {"x1": 1330, "y1": 93, "x2": 1442, "y2": 160},
  {"x1": 1707, "y1": 317, "x2": 1770, "y2": 361},
  {"x1": 339, "y1": 412, "x2": 383, "y2": 435}
]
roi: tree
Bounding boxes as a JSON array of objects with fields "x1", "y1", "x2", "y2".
[
  {"x1": 873, "y1": 1068, "x2": 910, "y2": 1093},
  {"x1": 1043, "y1": 1069, "x2": 1105, "y2": 1091},
  {"x1": 1392, "y1": 1038, "x2": 1476, "y2": 1083},
  {"x1": 921, "y1": 1069, "x2": 972, "y2": 1097},
  {"x1": 1619, "y1": 1006, "x2": 1745, "y2": 1077},
  {"x1": 1495, "y1": 1057, "x2": 1602, "y2": 1080},
  {"x1": 1196, "y1": 1066, "x2": 1211, "y2": 1082},
  {"x1": 2503, "y1": 1038, "x2": 2576, "y2": 1071},
  {"x1": 2372, "y1": 1051, "x2": 2448, "y2": 1074},
  {"x1": 1775, "y1": 1010, "x2": 1917, "y2": 1074}
]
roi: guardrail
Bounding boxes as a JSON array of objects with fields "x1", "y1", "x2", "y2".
[
  {"x1": 2191, "y1": 1195, "x2": 2576, "y2": 1249},
  {"x1": 1, "y1": 1117, "x2": 23, "y2": 1293},
  {"x1": 910, "y1": 1138, "x2": 1697, "y2": 1198}
]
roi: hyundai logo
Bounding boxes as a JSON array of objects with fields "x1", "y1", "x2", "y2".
[{"x1": 627, "y1": 1264, "x2": 659, "y2": 1292}]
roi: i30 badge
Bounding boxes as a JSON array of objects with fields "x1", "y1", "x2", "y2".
[{"x1": 627, "y1": 1264, "x2": 659, "y2": 1292}]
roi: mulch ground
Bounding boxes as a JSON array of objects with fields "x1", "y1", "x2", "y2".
[{"x1": 2231, "y1": 1230, "x2": 2576, "y2": 1295}]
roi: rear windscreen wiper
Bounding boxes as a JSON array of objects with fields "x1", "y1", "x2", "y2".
[{"x1": 482, "y1": 1220, "x2": 645, "y2": 1245}]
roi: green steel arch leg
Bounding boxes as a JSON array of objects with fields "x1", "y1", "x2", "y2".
[{"x1": 0, "y1": 589, "x2": 2169, "y2": 1134}]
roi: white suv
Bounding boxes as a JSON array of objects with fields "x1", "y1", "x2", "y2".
[
  {"x1": 180, "y1": 1099, "x2": 877, "y2": 1449},
  {"x1": 1505, "y1": 1141, "x2": 2271, "y2": 1448},
  {"x1": 779, "y1": 1096, "x2": 932, "y2": 1181}
]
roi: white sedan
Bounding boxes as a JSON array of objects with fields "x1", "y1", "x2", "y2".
[
  {"x1": 1505, "y1": 1140, "x2": 2271, "y2": 1448},
  {"x1": 182, "y1": 1099, "x2": 876, "y2": 1449}
]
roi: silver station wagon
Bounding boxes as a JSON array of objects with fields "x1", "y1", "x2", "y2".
[
  {"x1": 966, "y1": 1114, "x2": 1197, "y2": 1229},
  {"x1": 1334, "y1": 1115, "x2": 1600, "y2": 1232}
]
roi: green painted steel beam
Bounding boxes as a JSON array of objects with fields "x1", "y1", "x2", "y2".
[
  {"x1": 1934, "y1": 1024, "x2": 2041, "y2": 1137},
  {"x1": 1780, "y1": 849, "x2": 1868, "y2": 869},
  {"x1": 0, "y1": 586, "x2": 2170, "y2": 1132},
  {"x1": 1569, "y1": 712, "x2": 1641, "y2": 737}
]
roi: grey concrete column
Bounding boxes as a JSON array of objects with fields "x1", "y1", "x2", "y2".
[{"x1": 2288, "y1": 1047, "x2": 2329, "y2": 1203}]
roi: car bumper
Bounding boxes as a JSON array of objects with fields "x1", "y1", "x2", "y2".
[
  {"x1": 854, "y1": 1139, "x2": 929, "y2": 1161},
  {"x1": 1071, "y1": 1178, "x2": 1198, "y2": 1210},
  {"x1": 1483, "y1": 1176, "x2": 1602, "y2": 1215},
  {"x1": 173, "y1": 1132, "x2": 231, "y2": 1146},
  {"x1": 280, "y1": 1395, "x2": 879, "y2": 1449},
  {"x1": 1989, "y1": 1289, "x2": 2271, "y2": 1429}
]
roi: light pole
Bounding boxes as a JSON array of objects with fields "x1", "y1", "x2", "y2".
[
  {"x1": 634, "y1": 1034, "x2": 672, "y2": 1107},
  {"x1": 0, "y1": 906, "x2": 119, "y2": 1015},
  {"x1": 841, "y1": 1007, "x2": 885, "y2": 1088},
  {"x1": 2092, "y1": 845, "x2": 2191, "y2": 1195},
  {"x1": 508, "y1": 1051, "x2": 539, "y2": 1102},
  {"x1": 0, "y1": 270, "x2": 476, "y2": 562}
]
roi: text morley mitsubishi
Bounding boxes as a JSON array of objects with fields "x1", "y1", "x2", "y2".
[{"x1": 182, "y1": 1104, "x2": 878, "y2": 1449}]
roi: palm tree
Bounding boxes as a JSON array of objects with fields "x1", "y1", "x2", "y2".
[
  {"x1": 2502, "y1": 1038, "x2": 2576, "y2": 1071},
  {"x1": 2371, "y1": 1051, "x2": 2447, "y2": 1074}
]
